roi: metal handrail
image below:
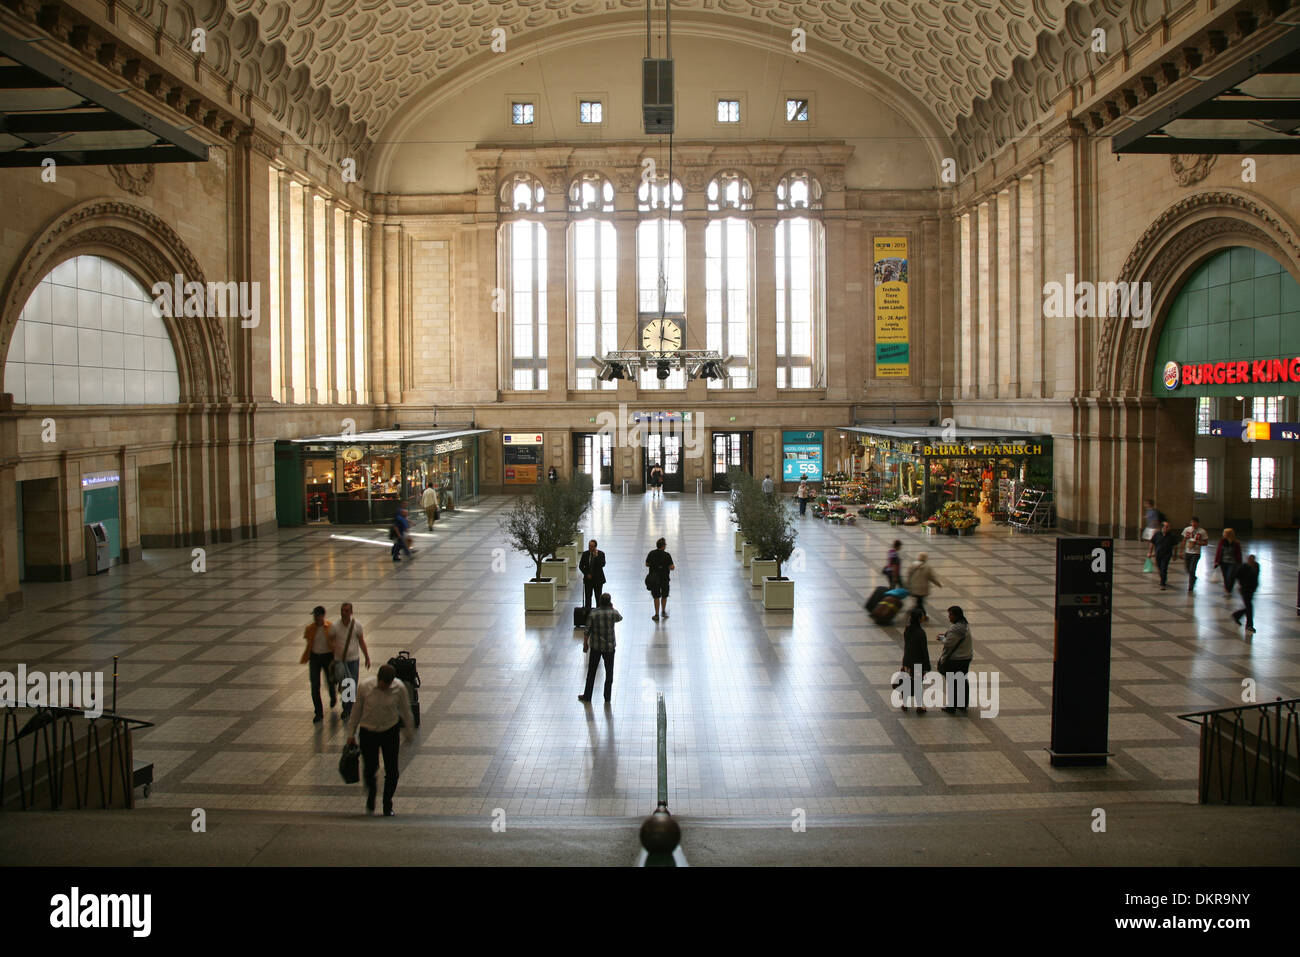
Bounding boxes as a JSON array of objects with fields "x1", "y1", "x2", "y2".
[
  {"x1": 1, "y1": 706, "x2": 154, "y2": 811},
  {"x1": 1177, "y1": 696, "x2": 1298, "y2": 805}
]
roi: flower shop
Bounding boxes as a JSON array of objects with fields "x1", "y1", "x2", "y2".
[{"x1": 822, "y1": 425, "x2": 1054, "y2": 533}]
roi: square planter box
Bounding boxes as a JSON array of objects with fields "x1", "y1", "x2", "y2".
[
  {"x1": 734, "y1": 530, "x2": 744, "y2": 553},
  {"x1": 751, "y1": 558, "x2": 778, "y2": 587},
  {"x1": 763, "y1": 577, "x2": 794, "y2": 609},
  {"x1": 554, "y1": 543, "x2": 579, "y2": 566},
  {"x1": 741, "y1": 543, "x2": 759, "y2": 567},
  {"x1": 541, "y1": 558, "x2": 569, "y2": 586},
  {"x1": 523, "y1": 578, "x2": 557, "y2": 611}
]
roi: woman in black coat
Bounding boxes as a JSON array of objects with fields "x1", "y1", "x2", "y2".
[{"x1": 898, "y1": 608, "x2": 931, "y2": 712}]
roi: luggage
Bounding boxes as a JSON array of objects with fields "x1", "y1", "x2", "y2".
[
  {"x1": 864, "y1": 585, "x2": 888, "y2": 612},
  {"x1": 870, "y1": 595, "x2": 902, "y2": 624},
  {"x1": 338, "y1": 742, "x2": 361, "y2": 784},
  {"x1": 885, "y1": 587, "x2": 910, "y2": 599},
  {"x1": 387, "y1": 651, "x2": 421, "y2": 727},
  {"x1": 573, "y1": 606, "x2": 588, "y2": 628}
]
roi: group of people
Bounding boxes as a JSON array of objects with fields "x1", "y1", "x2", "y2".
[
  {"x1": 301, "y1": 603, "x2": 414, "y2": 816},
  {"x1": 897, "y1": 605, "x2": 976, "y2": 714},
  {"x1": 1143, "y1": 501, "x2": 1261, "y2": 633},
  {"x1": 881, "y1": 539, "x2": 943, "y2": 621}
]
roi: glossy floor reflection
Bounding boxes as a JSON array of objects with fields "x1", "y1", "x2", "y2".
[{"x1": 5, "y1": 491, "x2": 1298, "y2": 819}]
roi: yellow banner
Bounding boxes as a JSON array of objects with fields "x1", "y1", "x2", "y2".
[{"x1": 874, "y1": 236, "x2": 909, "y2": 378}]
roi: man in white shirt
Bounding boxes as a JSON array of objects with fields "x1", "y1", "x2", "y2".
[
  {"x1": 1181, "y1": 516, "x2": 1209, "y2": 593},
  {"x1": 346, "y1": 664, "x2": 415, "y2": 816},
  {"x1": 328, "y1": 602, "x2": 371, "y2": 720},
  {"x1": 762, "y1": 474, "x2": 775, "y2": 496},
  {"x1": 420, "y1": 483, "x2": 439, "y2": 531}
]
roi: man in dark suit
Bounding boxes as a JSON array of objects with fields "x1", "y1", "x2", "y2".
[
  {"x1": 1231, "y1": 554, "x2": 1260, "y2": 634},
  {"x1": 578, "y1": 539, "x2": 606, "y2": 613}
]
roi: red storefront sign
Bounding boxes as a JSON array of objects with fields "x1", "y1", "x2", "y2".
[{"x1": 1179, "y1": 356, "x2": 1300, "y2": 387}]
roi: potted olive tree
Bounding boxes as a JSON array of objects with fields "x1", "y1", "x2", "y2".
[
  {"x1": 727, "y1": 470, "x2": 764, "y2": 567},
  {"x1": 500, "y1": 488, "x2": 565, "y2": 611},
  {"x1": 751, "y1": 494, "x2": 798, "y2": 610}
]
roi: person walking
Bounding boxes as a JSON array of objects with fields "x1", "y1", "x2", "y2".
[
  {"x1": 904, "y1": 552, "x2": 942, "y2": 621},
  {"x1": 420, "y1": 482, "x2": 439, "y2": 531},
  {"x1": 300, "y1": 605, "x2": 336, "y2": 723},
  {"x1": 897, "y1": 608, "x2": 931, "y2": 713},
  {"x1": 649, "y1": 463, "x2": 663, "y2": 498},
  {"x1": 645, "y1": 537, "x2": 675, "y2": 621},
  {"x1": 1142, "y1": 498, "x2": 1164, "y2": 558},
  {"x1": 548, "y1": 465, "x2": 558, "y2": 484},
  {"x1": 1213, "y1": 528, "x2": 1242, "y2": 598},
  {"x1": 1231, "y1": 554, "x2": 1260, "y2": 634},
  {"x1": 1150, "y1": 520, "x2": 1180, "y2": 590},
  {"x1": 884, "y1": 540, "x2": 903, "y2": 590},
  {"x1": 797, "y1": 478, "x2": 810, "y2": 516},
  {"x1": 1181, "y1": 516, "x2": 1209, "y2": 592},
  {"x1": 937, "y1": 606, "x2": 974, "y2": 714},
  {"x1": 578, "y1": 592, "x2": 623, "y2": 704},
  {"x1": 762, "y1": 474, "x2": 775, "y2": 496},
  {"x1": 329, "y1": 602, "x2": 371, "y2": 721},
  {"x1": 578, "y1": 539, "x2": 607, "y2": 613},
  {"x1": 345, "y1": 664, "x2": 415, "y2": 817},
  {"x1": 390, "y1": 506, "x2": 412, "y2": 562}
]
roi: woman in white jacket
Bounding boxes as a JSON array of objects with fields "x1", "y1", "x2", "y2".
[{"x1": 904, "y1": 552, "x2": 942, "y2": 621}]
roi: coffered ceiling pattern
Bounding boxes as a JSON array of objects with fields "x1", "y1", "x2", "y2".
[{"x1": 125, "y1": 0, "x2": 1190, "y2": 171}]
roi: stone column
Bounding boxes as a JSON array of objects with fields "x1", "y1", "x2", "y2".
[
  {"x1": 382, "y1": 222, "x2": 403, "y2": 405},
  {"x1": 546, "y1": 216, "x2": 568, "y2": 399},
  {"x1": 754, "y1": 213, "x2": 777, "y2": 401},
  {"x1": 369, "y1": 216, "x2": 386, "y2": 405}
]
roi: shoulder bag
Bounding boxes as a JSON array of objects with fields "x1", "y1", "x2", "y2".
[{"x1": 329, "y1": 620, "x2": 355, "y2": 685}]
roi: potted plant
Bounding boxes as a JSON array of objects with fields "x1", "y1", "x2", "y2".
[
  {"x1": 499, "y1": 490, "x2": 565, "y2": 611},
  {"x1": 550, "y1": 473, "x2": 592, "y2": 566},
  {"x1": 750, "y1": 494, "x2": 798, "y2": 610}
]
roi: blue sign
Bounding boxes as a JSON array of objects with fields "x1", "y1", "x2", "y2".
[{"x1": 782, "y1": 430, "x2": 824, "y2": 482}]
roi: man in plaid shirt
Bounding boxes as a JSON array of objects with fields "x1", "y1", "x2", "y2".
[{"x1": 579, "y1": 593, "x2": 623, "y2": 704}]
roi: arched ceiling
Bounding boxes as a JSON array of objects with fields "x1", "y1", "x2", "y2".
[
  {"x1": 133, "y1": 0, "x2": 1185, "y2": 170},
  {"x1": 219, "y1": 0, "x2": 1077, "y2": 136}
]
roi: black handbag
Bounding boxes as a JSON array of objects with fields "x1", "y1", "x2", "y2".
[
  {"x1": 644, "y1": 572, "x2": 653, "y2": 590},
  {"x1": 338, "y1": 742, "x2": 361, "y2": 783}
]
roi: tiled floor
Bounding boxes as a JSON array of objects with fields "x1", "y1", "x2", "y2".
[{"x1": 5, "y1": 491, "x2": 1298, "y2": 819}]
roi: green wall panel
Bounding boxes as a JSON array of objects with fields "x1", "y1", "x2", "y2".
[{"x1": 1152, "y1": 247, "x2": 1300, "y2": 398}]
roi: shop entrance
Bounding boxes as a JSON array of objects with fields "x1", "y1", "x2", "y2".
[
  {"x1": 573, "y1": 432, "x2": 613, "y2": 487},
  {"x1": 644, "y1": 432, "x2": 683, "y2": 492},
  {"x1": 711, "y1": 431, "x2": 752, "y2": 491}
]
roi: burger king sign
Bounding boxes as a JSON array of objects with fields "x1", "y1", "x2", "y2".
[{"x1": 1163, "y1": 360, "x2": 1180, "y2": 391}]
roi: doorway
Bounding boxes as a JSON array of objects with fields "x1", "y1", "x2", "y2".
[
  {"x1": 573, "y1": 432, "x2": 613, "y2": 487},
  {"x1": 711, "y1": 431, "x2": 753, "y2": 492},
  {"x1": 644, "y1": 431, "x2": 683, "y2": 492}
]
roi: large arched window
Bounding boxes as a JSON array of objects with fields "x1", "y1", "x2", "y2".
[
  {"x1": 569, "y1": 172, "x2": 617, "y2": 391},
  {"x1": 637, "y1": 175, "x2": 685, "y2": 389},
  {"x1": 775, "y1": 170, "x2": 825, "y2": 389},
  {"x1": 4, "y1": 254, "x2": 180, "y2": 404},
  {"x1": 499, "y1": 173, "x2": 547, "y2": 390},
  {"x1": 706, "y1": 171, "x2": 753, "y2": 389}
]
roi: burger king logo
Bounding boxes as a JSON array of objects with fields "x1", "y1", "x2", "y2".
[{"x1": 1162, "y1": 360, "x2": 1180, "y2": 391}]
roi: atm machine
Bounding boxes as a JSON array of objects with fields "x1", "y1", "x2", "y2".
[{"x1": 84, "y1": 523, "x2": 111, "y2": 575}]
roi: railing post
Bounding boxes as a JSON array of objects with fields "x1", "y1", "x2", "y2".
[{"x1": 640, "y1": 692, "x2": 682, "y2": 866}]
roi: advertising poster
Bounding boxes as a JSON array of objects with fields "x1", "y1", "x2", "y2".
[
  {"x1": 874, "y1": 236, "x2": 909, "y2": 378},
  {"x1": 782, "y1": 430, "x2": 824, "y2": 482},
  {"x1": 503, "y1": 432, "x2": 543, "y2": 485}
]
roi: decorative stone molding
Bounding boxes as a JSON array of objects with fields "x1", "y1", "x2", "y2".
[
  {"x1": 107, "y1": 163, "x2": 156, "y2": 196},
  {"x1": 1169, "y1": 154, "x2": 1217, "y2": 187},
  {"x1": 1, "y1": 199, "x2": 234, "y2": 402},
  {"x1": 1098, "y1": 191, "x2": 1300, "y2": 395}
]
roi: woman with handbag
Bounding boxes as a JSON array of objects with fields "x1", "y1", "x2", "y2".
[
  {"x1": 897, "y1": 609, "x2": 931, "y2": 713},
  {"x1": 936, "y1": 606, "x2": 974, "y2": 714}
]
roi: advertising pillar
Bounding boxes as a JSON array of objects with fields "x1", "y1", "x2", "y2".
[{"x1": 1049, "y1": 537, "x2": 1114, "y2": 767}]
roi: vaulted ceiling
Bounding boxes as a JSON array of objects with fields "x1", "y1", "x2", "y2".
[{"x1": 131, "y1": 0, "x2": 1196, "y2": 169}]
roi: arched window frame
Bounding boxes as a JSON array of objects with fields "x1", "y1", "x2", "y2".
[
  {"x1": 636, "y1": 175, "x2": 686, "y2": 389},
  {"x1": 568, "y1": 171, "x2": 617, "y2": 391},
  {"x1": 705, "y1": 171, "x2": 755, "y2": 389},
  {"x1": 774, "y1": 170, "x2": 826, "y2": 389},
  {"x1": 497, "y1": 173, "x2": 548, "y2": 391}
]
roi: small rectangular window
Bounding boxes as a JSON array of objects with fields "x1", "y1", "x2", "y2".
[
  {"x1": 1193, "y1": 458, "x2": 1209, "y2": 496},
  {"x1": 717, "y1": 99, "x2": 740, "y2": 123},
  {"x1": 1196, "y1": 397, "x2": 1212, "y2": 434},
  {"x1": 786, "y1": 98, "x2": 810, "y2": 122},
  {"x1": 511, "y1": 102, "x2": 535, "y2": 125},
  {"x1": 1251, "y1": 395, "x2": 1284, "y2": 422},
  {"x1": 579, "y1": 100, "x2": 603, "y2": 124},
  {"x1": 1250, "y1": 457, "x2": 1277, "y2": 499}
]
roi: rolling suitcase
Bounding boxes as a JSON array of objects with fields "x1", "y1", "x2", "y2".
[
  {"x1": 573, "y1": 606, "x2": 588, "y2": 628},
  {"x1": 387, "y1": 651, "x2": 421, "y2": 727},
  {"x1": 864, "y1": 586, "x2": 889, "y2": 612},
  {"x1": 870, "y1": 595, "x2": 902, "y2": 625}
]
